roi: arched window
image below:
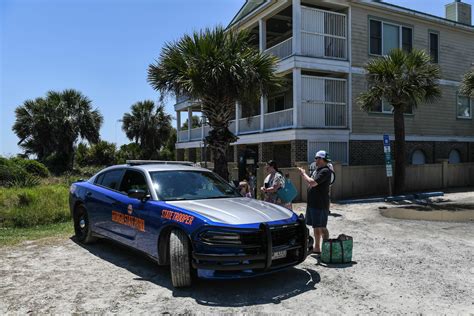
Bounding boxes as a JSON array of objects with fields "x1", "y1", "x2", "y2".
[
  {"x1": 448, "y1": 149, "x2": 461, "y2": 164},
  {"x1": 411, "y1": 149, "x2": 426, "y2": 165}
]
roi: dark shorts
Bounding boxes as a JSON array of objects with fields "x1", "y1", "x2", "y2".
[{"x1": 305, "y1": 207, "x2": 329, "y2": 228}]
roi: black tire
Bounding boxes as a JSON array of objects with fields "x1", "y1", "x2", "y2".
[
  {"x1": 73, "y1": 205, "x2": 97, "y2": 244},
  {"x1": 169, "y1": 229, "x2": 192, "y2": 287}
]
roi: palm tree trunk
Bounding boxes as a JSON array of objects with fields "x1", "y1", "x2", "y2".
[
  {"x1": 393, "y1": 106, "x2": 406, "y2": 194},
  {"x1": 203, "y1": 98, "x2": 238, "y2": 181},
  {"x1": 207, "y1": 126, "x2": 236, "y2": 181}
]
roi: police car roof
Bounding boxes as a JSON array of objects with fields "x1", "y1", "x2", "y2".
[{"x1": 101, "y1": 163, "x2": 210, "y2": 173}]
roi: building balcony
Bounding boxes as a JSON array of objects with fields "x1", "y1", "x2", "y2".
[
  {"x1": 176, "y1": 73, "x2": 348, "y2": 143},
  {"x1": 260, "y1": 5, "x2": 347, "y2": 61}
]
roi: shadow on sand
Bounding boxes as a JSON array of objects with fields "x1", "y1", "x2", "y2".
[{"x1": 72, "y1": 237, "x2": 321, "y2": 307}]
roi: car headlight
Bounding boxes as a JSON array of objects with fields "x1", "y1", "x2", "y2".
[
  {"x1": 69, "y1": 184, "x2": 77, "y2": 194},
  {"x1": 199, "y1": 230, "x2": 242, "y2": 244}
]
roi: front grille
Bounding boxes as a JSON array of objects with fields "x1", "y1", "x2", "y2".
[
  {"x1": 192, "y1": 219, "x2": 309, "y2": 272},
  {"x1": 270, "y1": 224, "x2": 301, "y2": 247}
]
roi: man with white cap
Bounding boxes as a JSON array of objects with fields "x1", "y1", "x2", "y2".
[{"x1": 297, "y1": 150, "x2": 332, "y2": 254}]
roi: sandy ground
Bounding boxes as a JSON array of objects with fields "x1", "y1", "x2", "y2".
[{"x1": 1, "y1": 192, "x2": 473, "y2": 314}]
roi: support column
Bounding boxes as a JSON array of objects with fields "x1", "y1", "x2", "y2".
[
  {"x1": 260, "y1": 96, "x2": 266, "y2": 132},
  {"x1": 292, "y1": 0, "x2": 301, "y2": 55},
  {"x1": 187, "y1": 107, "x2": 192, "y2": 141},
  {"x1": 235, "y1": 101, "x2": 240, "y2": 135},
  {"x1": 176, "y1": 111, "x2": 181, "y2": 142},
  {"x1": 293, "y1": 68, "x2": 301, "y2": 128},
  {"x1": 259, "y1": 19, "x2": 266, "y2": 52},
  {"x1": 201, "y1": 106, "x2": 205, "y2": 140}
]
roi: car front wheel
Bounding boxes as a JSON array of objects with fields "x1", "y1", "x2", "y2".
[
  {"x1": 169, "y1": 229, "x2": 192, "y2": 287},
  {"x1": 73, "y1": 205, "x2": 96, "y2": 244}
]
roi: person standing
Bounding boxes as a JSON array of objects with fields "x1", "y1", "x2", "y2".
[
  {"x1": 298, "y1": 150, "x2": 332, "y2": 254},
  {"x1": 260, "y1": 160, "x2": 285, "y2": 206}
]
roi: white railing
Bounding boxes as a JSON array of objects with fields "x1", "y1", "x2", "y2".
[
  {"x1": 301, "y1": 75, "x2": 347, "y2": 128},
  {"x1": 265, "y1": 37, "x2": 293, "y2": 59},
  {"x1": 239, "y1": 115, "x2": 261, "y2": 134},
  {"x1": 176, "y1": 93, "x2": 190, "y2": 104},
  {"x1": 301, "y1": 7, "x2": 347, "y2": 59},
  {"x1": 190, "y1": 127, "x2": 202, "y2": 141},
  {"x1": 178, "y1": 130, "x2": 189, "y2": 142},
  {"x1": 264, "y1": 109, "x2": 293, "y2": 130},
  {"x1": 229, "y1": 120, "x2": 236, "y2": 134},
  {"x1": 203, "y1": 125, "x2": 211, "y2": 138}
]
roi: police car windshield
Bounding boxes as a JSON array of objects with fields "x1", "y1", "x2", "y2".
[{"x1": 150, "y1": 170, "x2": 240, "y2": 201}]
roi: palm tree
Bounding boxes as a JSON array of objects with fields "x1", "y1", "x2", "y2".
[
  {"x1": 460, "y1": 68, "x2": 474, "y2": 98},
  {"x1": 147, "y1": 26, "x2": 281, "y2": 180},
  {"x1": 357, "y1": 49, "x2": 441, "y2": 194},
  {"x1": 121, "y1": 100, "x2": 172, "y2": 159},
  {"x1": 13, "y1": 89, "x2": 103, "y2": 172}
]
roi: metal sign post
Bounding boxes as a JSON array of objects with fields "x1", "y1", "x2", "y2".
[{"x1": 383, "y1": 134, "x2": 393, "y2": 196}]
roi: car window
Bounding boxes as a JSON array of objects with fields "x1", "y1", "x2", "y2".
[
  {"x1": 119, "y1": 170, "x2": 149, "y2": 194},
  {"x1": 98, "y1": 169, "x2": 124, "y2": 190},
  {"x1": 150, "y1": 170, "x2": 240, "y2": 201}
]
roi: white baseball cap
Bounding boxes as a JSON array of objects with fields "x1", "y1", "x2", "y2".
[{"x1": 315, "y1": 150, "x2": 331, "y2": 161}]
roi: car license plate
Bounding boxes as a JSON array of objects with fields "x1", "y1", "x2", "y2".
[{"x1": 272, "y1": 250, "x2": 287, "y2": 260}]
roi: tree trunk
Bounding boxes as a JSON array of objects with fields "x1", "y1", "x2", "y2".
[
  {"x1": 202, "y1": 97, "x2": 238, "y2": 181},
  {"x1": 393, "y1": 106, "x2": 406, "y2": 194},
  {"x1": 206, "y1": 126, "x2": 237, "y2": 181}
]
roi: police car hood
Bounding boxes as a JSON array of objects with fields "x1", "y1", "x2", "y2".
[{"x1": 165, "y1": 197, "x2": 294, "y2": 225}]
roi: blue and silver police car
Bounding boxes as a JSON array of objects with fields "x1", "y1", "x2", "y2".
[{"x1": 69, "y1": 161, "x2": 313, "y2": 287}]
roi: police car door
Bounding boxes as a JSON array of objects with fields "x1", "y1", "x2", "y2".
[{"x1": 113, "y1": 169, "x2": 150, "y2": 245}]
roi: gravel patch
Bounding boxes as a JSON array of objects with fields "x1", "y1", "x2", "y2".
[{"x1": 1, "y1": 192, "x2": 473, "y2": 314}]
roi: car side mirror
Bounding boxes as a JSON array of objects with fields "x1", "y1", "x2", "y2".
[{"x1": 128, "y1": 189, "x2": 149, "y2": 201}]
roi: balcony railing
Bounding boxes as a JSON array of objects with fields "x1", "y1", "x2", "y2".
[
  {"x1": 239, "y1": 115, "x2": 261, "y2": 134},
  {"x1": 265, "y1": 37, "x2": 293, "y2": 59},
  {"x1": 301, "y1": 7, "x2": 347, "y2": 59},
  {"x1": 301, "y1": 76, "x2": 347, "y2": 128},
  {"x1": 264, "y1": 108, "x2": 293, "y2": 130},
  {"x1": 190, "y1": 127, "x2": 202, "y2": 141},
  {"x1": 176, "y1": 93, "x2": 190, "y2": 104},
  {"x1": 178, "y1": 130, "x2": 189, "y2": 142}
]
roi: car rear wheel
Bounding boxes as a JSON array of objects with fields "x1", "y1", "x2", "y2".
[
  {"x1": 169, "y1": 229, "x2": 192, "y2": 287},
  {"x1": 74, "y1": 205, "x2": 96, "y2": 244}
]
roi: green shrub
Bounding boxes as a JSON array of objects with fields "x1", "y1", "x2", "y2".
[
  {"x1": 0, "y1": 184, "x2": 70, "y2": 228},
  {"x1": 10, "y1": 158, "x2": 50, "y2": 178},
  {"x1": 0, "y1": 157, "x2": 49, "y2": 187}
]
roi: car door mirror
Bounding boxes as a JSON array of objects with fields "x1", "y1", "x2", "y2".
[{"x1": 128, "y1": 189, "x2": 149, "y2": 201}]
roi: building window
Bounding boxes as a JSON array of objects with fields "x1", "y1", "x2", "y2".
[
  {"x1": 372, "y1": 99, "x2": 413, "y2": 114},
  {"x1": 411, "y1": 150, "x2": 426, "y2": 165},
  {"x1": 370, "y1": 20, "x2": 382, "y2": 55},
  {"x1": 369, "y1": 19, "x2": 412, "y2": 55},
  {"x1": 457, "y1": 95, "x2": 472, "y2": 119},
  {"x1": 448, "y1": 149, "x2": 461, "y2": 164},
  {"x1": 429, "y1": 32, "x2": 439, "y2": 63},
  {"x1": 307, "y1": 141, "x2": 348, "y2": 164}
]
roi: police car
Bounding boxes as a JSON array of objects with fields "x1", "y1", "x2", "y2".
[{"x1": 69, "y1": 161, "x2": 313, "y2": 287}]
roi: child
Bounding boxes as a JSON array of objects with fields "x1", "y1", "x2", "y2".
[{"x1": 239, "y1": 181, "x2": 252, "y2": 198}]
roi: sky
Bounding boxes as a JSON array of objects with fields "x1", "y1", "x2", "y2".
[{"x1": 1, "y1": 0, "x2": 472, "y2": 156}]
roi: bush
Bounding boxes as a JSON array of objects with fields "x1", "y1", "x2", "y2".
[
  {"x1": 74, "y1": 141, "x2": 116, "y2": 167},
  {"x1": 0, "y1": 157, "x2": 49, "y2": 187},
  {"x1": 116, "y1": 143, "x2": 142, "y2": 164},
  {"x1": 10, "y1": 158, "x2": 50, "y2": 178},
  {"x1": 0, "y1": 184, "x2": 70, "y2": 228}
]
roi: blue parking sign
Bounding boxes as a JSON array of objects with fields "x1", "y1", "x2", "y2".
[{"x1": 383, "y1": 134, "x2": 390, "y2": 146}]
